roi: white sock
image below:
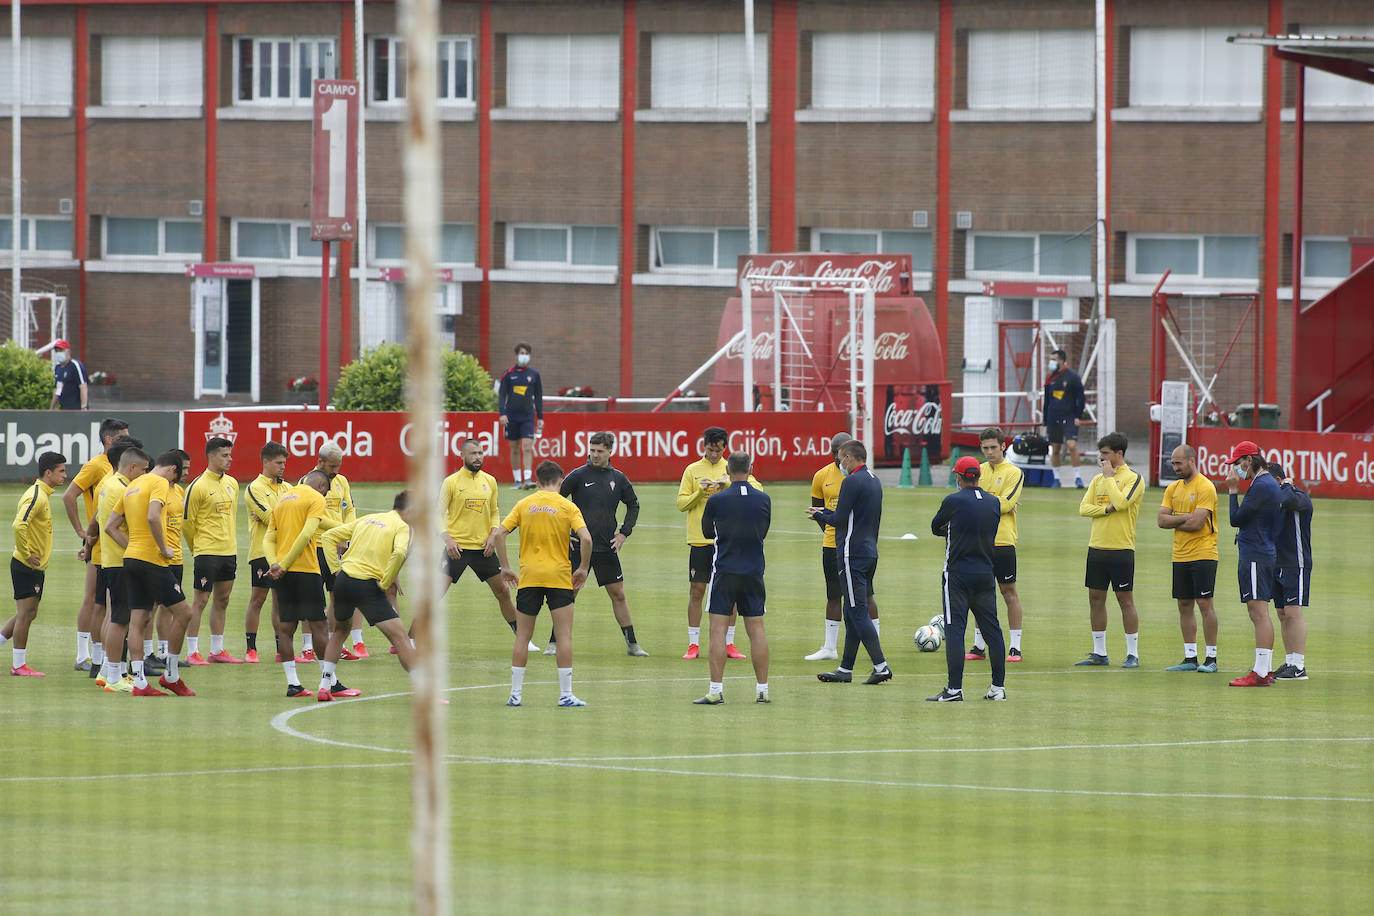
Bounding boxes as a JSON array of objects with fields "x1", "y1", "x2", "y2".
[
  {"x1": 283, "y1": 660, "x2": 300, "y2": 687},
  {"x1": 875, "y1": 659, "x2": 890, "y2": 673},
  {"x1": 302, "y1": 633, "x2": 314, "y2": 651},
  {"x1": 164, "y1": 654, "x2": 179, "y2": 683},
  {"x1": 0, "y1": 634, "x2": 8, "y2": 651},
  {"x1": 726, "y1": 626, "x2": 736, "y2": 645},
  {"x1": 119, "y1": 661, "x2": 128, "y2": 678},
  {"x1": 972, "y1": 628, "x2": 986, "y2": 650},
  {"x1": 1009, "y1": 628, "x2": 1022, "y2": 650},
  {"x1": 350, "y1": 628, "x2": 364, "y2": 646},
  {"x1": 156, "y1": 640, "x2": 168, "y2": 659},
  {"x1": 77, "y1": 632, "x2": 91, "y2": 661},
  {"x1": 92, "y1": 642, "x2": 105, "y2": 665},
  {"x1": 13, "y1": 647, "x2": 26, "y2": 668},
  {"x1": 100, "y1": 658, "x2": 115, "y2": 682},
  {"x1": 687, "y1": 626, "x2": 700, "y2": 646},
  {"x1": 947, "y1": 686, "x2": 962, "y2": 695},
  {"x1": 823, "y1": 619, "x2": 840, "y2": 650},
  {"x1": 558, "y1": 666, "x2": 573, "y2": 697},
  {"x1": 872, "y1": 618, "x2": 880, "y2": 636},
  {"x1": 756, "y1": 681, "x2": 767, "y2": 695},
  {"x1": 409, "y1": 638, "x2": 416, "y2": 649},
  {"x1": 1125, "y1": 633, "x2": 1139, "y2": 657},
  {"x1": 186, "y1": 636, "x2": 199, "y2": 656},
  {"x1": 320, "y1": 660, "x2": 337, "y2": 690},
  {"x1": 1293, "y1": 653, "x2": 1304, "y2": 669},
  {"x1": 1092, "y1": 631, "x2": 1107, "y2": 656},
  {"x1": 1254, "y1": 648, "x2": 1273, "y2": 677},
  {"x1": 510, "y1": 665, "x2": 526, "y2": 700},
  {"x1": 143, "y1": 639, "x2": 154, "y2": 658},
  {"x1": 1205, "y1": 645, "x2": 1217, "y2": 660},
  {"x1": 709, "y1": 681, "x2": 723, "y2": 696},
  {"x1": 131, "y1": 659, "x2": 146, "y2": 688},
  {"x1": 1183, "y1": 642, "x2": 1198, "y2": 659},
  {"x1": 210, "y1": 634, "x2": 223, "y2": 655}
]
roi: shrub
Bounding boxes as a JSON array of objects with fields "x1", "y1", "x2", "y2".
[
  {"x1": 332, "y1": 343, "x2": 496, "y2": 412},
  {"x1": 442, "y1": 348, "x2": 497, "y2": 412},
  {"x1": 0, "y1": 342, "x2": 55, "y2": 409}
]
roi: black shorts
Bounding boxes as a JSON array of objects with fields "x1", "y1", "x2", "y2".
[
  {"x1": 516, "y1": 586, "x2": 575, "y2": 615},
  {"x1": 688, "y1": 544, "x2": 714, "y2": 584},
  {"x1": 98, "y1": 566, "x2": 130, "y2": 624},
  {"x1": 570, "y1": 543, "x2": 623, "y2": 588},
  {"x1": 992, "y1": 546, "x2": 1017, "y2": 584},
  {"x1": 1046, "y1": 418, "x2": 1077, "y2": 444},
  {"x1": 1238, "y1": 558, "x2": 1275, "y2": 603},
  {"x1": 444, "y1": 547, "x2": 502, "y2": 583},
  {"x1": 1273, "y1": 566, "x2": 1311, "y2": 608},
  {"x1": 168, "y1": 564, "x2": 183, "y2": 591},
  {"x1": 192, "y1": 554, "x2": 237, "y2": 592},
  {"x1": 821, "y1": 547, "x2": 875, "y2": 601},
  {"x1": 315, "y1": 547, "x2": 337, "y2": 591},
  {"x1": 505, "y1": 414, "x2": 536, "y2": 441},
  {"x1": 708, "y1": 573, "x2": 766, "y2": 617},
  {"x1": 1172, "y1": 560, "x2": 1218, "y2": 600},
  {"x1": 278, "y1": 571, "x2": 327, "y2": 623},
  {"x1": 1085, "y1": 547, "x2": 1134, "y2": 592},
  {"x1": 249, "y1": 557, "x2": 277, "y2": 591},
  {"x1": 333, "y1": 571, "x2": 400, "y2": 626},
  {"x1": 124, "y1": 557, "x2": 187, "y2": 611},
  {"x1": 10, "y1": 557, "x2": 43, "y2": 601}
]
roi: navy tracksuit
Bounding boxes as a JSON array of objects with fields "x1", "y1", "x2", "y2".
[
  {"x1": 813, "y1": 465, "x2": 885, "y2": 670},
  {"x1": 931, "y1": 485, "x2": 1004, "y2": 691}
]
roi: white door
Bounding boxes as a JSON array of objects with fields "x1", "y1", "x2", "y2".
[
  {"x1": 192, "y1": 277, "x2": 227, "y2": 398},
  {"x1": 192, "y1": 277, "x2": 260, "y2": 400}
]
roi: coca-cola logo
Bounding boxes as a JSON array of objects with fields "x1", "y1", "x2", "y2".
[
  {"x1": 740, "y1": 257, "x2": 901, "y2": 294},
  {"x1": 724, "y1": 331, "x2": 775, "y2": 361},
  {"x1": 884, "y1": 400, "x2": 941, "y2": 437},
  {"x1": 837, "y1": 331, "x2": 910, "y2": 362}
]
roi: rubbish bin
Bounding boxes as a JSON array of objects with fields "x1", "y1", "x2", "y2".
[{"x1": 1231, "y1": 403, "x2": 1281, "y2": 429}]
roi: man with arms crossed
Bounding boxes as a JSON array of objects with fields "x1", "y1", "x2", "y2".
[
  {"x1": 967, "y1": 427, "x2": 1026, "y2": 662},
  {"x1": 0, "y1": 452, "x2": 67, "y2": 676},
  {"x1": 182, "y1": 436, "x2": 242, "y2": 664},
  {"x1": 1075, "y1": 432, "x2": 1144, "y2": 668},
  {"x1": 805, "y1": 432, "x2": 878, "y2": 661},
  {"x1": 1225, "y1": 441, "x2": 1281, "y2": 687},
  {"x1": 1157, "y1": 445, "x2": 1220, "y2": 673},
  {"x1": 242, "y1": 441, "x2": 290, "y2": 663},
  {"x1": 62, "y1": 417, "x2": 128, "y2": 671},
  {"x1": 1269, "y1": 462, "x2": 1313, "y2": 681}
]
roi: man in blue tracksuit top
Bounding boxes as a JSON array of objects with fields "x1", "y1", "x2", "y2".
[
  {"x1": 497, "y1": 342, "x2": 544, "y2": 489},
  {"x1": 693, "y1": 451, "x2": 771, "y2": 705},
  {"x1": 1267, "y1": 461, "x2": 1314, "y2": 681},
  {"x1": 927, "y1": 455, "x2": 1006, "y2": 702},
  {"x1": 807, "y1": 439, "x2": 891, "y2": 685},
  {"x1": 1225, "y1": 440, "x2": 1281, "y2": 687}
]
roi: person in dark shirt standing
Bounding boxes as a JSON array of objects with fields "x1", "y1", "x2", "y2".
[
  {"x1": 807, "y1": 439, "x2": 891, "y2": 685},
  {"x1": 1225, "y1": 440, "x2": 1281, "y2": 687},
  {"x1": 549, "y1": 431, "x2": 648, "y2": 658},
  {"x1": 50, "y1": 340, "x2": 88, "y2": 411},
  {"x1": 693, "y1": 451, "x2": 771, "y2": 705},
  {"x1": 1042, "y1": 348, "x2": 1086, "y2": 487},
  {"x1": 1267, "y1": 462, "x2": 1314, "y2": 681},
  {"x1": 927, "y1": 456, "x2": 1006, "y2": 702},
  {"x1": 497, "y1": 342, "x2": 544, "y2": 489}
]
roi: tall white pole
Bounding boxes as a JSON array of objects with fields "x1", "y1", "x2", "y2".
[
  {"x1": 743, "y1": 0, "x2": 758, "y2": 256},
  {"x1": 1094, "y1": 0, "x2": 1114, "y2": 435},
  {"x1": 11, "y1": 0, "x2": 21, "y2": 343},
  {"x1": 355, "y1": 0, "x2": 368, "y2": 351},
  {"x1": 741, "y1": 277, "x2": 753, "y2": 410},
  {"x1": 398, "y1": 0, "x2": 446, "y2": 910}
]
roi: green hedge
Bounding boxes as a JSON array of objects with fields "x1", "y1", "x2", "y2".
[
  {"x1": 332, "y1": 343, "x2": 497, "y2": 412},
  {"x1": 0, "y1": 342, "x2": 54, "y2": 409}
]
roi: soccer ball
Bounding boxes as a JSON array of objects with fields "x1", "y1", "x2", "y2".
[
  {"x1": 929, "y1": 613, "x2": 946, "y2": 632},
  {"x1": 914, "y1": 624, "x2": 942, "y2": 652}
]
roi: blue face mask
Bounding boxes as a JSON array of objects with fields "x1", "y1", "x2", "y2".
[{"x1": 517, "y1": 353, "x2": 531, "y2": 367}]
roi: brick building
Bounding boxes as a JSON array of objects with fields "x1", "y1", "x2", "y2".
[{"x1": 1, "y1": 0, "x2": 1370, "y2": 445}]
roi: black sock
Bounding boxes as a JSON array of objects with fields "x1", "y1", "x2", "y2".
[
  {"x1": 506, "y1": 620, "x2": 517, "y2": 635},
  {"x1": 622, "y1": 625, "x2": 637, "y2": 644},
  {"x1": 548, "y1": 629, "x2": 556, "y2": 644},
  {"x1": 246, "y1": 633, "x2": 258, "y2": 651}
]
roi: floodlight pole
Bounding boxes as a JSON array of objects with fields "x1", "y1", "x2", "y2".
[
  {"x1": 11, "y1": 0, "x2": 21, "y2": 341},
  {"x1": 319, "y1": 241, "x2": 330, "y2": 409}
]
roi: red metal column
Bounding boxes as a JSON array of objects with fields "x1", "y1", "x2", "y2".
[
  {"x1": 1261, "y1": 0, "x2": 1282, "y2": 407},
  {"x1": 75, "y1": 7, "x2": 87, "y2": 354},
  {"x1": 1290, "y1": 64, "x2": 1305, "y2": 426},
  {"x1": 320, "y1": 241, "x2": 331, "y2": 409},
  {"x1": 769, "y1": 0, "x2": 797, "y2": 251},
  {"x1": 618, "y1": 0, "x2": 636, "y2": 397},
  {"x1": 204, "y1": 5, "x2": 218, "y2": 261},
  {"x1": 477, "y1": 1, "x2": 493, "y2": 369},
  {"x1": 338, "y1": 4, "x2": 354, "y2": 372},
  {"x1": 935, "y1": 0, "x2": 952, "y2": 348}
]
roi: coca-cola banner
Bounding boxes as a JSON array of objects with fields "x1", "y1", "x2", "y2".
[
  {"x1": 880, "y1": 382, "x2": 951, "y2": 466},
  {"x1": 182, "y1": 410, "x2": 850, "y2": 484},
  {"x1": 737, "y1": 252, "x2": 913, "y2": 296},
  {"x1": 1188, "y1": 426, "x2": 1374, "y2": 500}
]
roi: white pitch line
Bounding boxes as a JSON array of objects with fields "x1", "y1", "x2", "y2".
[{"x1": 0, "y1": 761, "x2": 410, "y2": 784}]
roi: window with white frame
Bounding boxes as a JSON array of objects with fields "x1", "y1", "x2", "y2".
[
  {"x1": 968, "y1": 232, "x2": 1091, "y2": 278},
  {"x1": 0, "y1": 37, "x2": 73, "y2": 106},
  {"x1": 372, "y1": 222, "x2": 476, "y2": 264},
  {"x1": 1129, "y1": 26, "x2": 1263, "y2": 107},
  {"x1": 234, "y1": 37, "x2": 336, "y2": 104},
  {"x1": 967, "y1": 30, "x2": 1093, "y2": 109},
  {"x1": 812, "y1": 229, "x2": 933, "y2": 272},
  {"x1": 651, "y1": 227, "x2": 768, "y2": 271},
  {"x1": 1127, "y1": 233, "x2": 1259, "y2": 281},
  {"x1": 1298, "y1": 26, "x2": 1374, "y2": 107},
  {"x1": 369, "y1": 36, "x2": 474, "y2": 104},
  {"x1": 233, "y1": 220, "x2": 332, "y2": 260},
  {"x1": 1302, "y1": 237, "x2": 1352, "y2": 280},
  {"x1": 103, "y1": 217, "x2": 201, "y2": 257},
  {"x1": 506, "y1": 34, "x2": 619, "y2": 109},
  {"x1": 651, "y1": 34, "x2": 768, "y2": 109},
  {"x1": 811, "y1": 31, "x2": 933, "y2": 109},
  {"x1": 0, "y1": 216, "x2": 74, "y2": 255},
  {"x1": 506, "y1": 224, "x2": 616, "y2": 268},
  {"x1": 101, "y1": 37, "x2": 202, "y2": 106}
]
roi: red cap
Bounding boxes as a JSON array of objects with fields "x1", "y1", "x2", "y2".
[
  {"x1": 954, "y1": 456, "x2": 982, "y2": 480},
  {"x1": 52, "y1": 339, "x2": 70, "y2": 350},
  {"x1": 1229, "y1": 440, "x2": 1261, "y2": 463}
]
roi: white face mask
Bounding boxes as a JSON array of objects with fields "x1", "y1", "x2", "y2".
[
  {"x1": 1048, "y1": 360, "x2": 1059, "y2": 373},
  {"x1": 55, "y1": 351, "x2": 68, "y2": 364},
  {"x1": 1236, "y1": 464, "x2": 1250, "y2": 480},
  {"x1": 516, "y1": 353, "x2": 531, "y2": 367}
]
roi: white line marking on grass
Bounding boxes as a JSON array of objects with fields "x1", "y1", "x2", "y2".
[{"x1": 0, "y1": 762, "x2": 410, "y2": 783}]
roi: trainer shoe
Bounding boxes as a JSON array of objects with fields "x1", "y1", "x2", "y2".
[
  {"x1": 74, "y1": 658, "x2": 92, "y2": 672},
  {"x1": 208, "y1": 650, "x2": 244, "y2": 664},
  {"x1": 964, "y1": 647, "x2": 987, "y2": 661},
  {"x1": 105, "y1": 675, "x2": 136, "y2": 693},
  {"x1": 301, "y1": 648, "x2": 319, "y2": 663},
  {"x1": 1274, "y1": 665, "x2": 1308, "y2": 681},
  {"x1": 185, "y1": 652, "x2": 210, "y2": 666},
  {"x1": 725, "y1": 643, "x2": 746, "y2": 659},
  {"x1": 94, "y1": 672, "x2": 109, "y2": 687},
  {"x1": 158, "y1": 676, "x2": 195, "y2": 697},
  {"x1": 10, "y1": 664, "x2": 45, "y2": 677},
  {"x1": 984, "y1": 685, "x2": 1007, "y2": 701},
  {"x1": 316, "y1": 688, "x2": 334, "y2": 702},
  {"x1": 1196, "y1": 659, "x2": 1219, "y2": 674},
  {"x1": 506, "y1": 695, "x2": 521, "y2": 707},
  {"x1": 245, "y1": 649, "x2": 260, "y2": 664},
  {"x1": 131, "y1": 683, "x2": 168, "y2": 696},
  {"x1": 681, "y1": 643, "x2": 700, "y2": 660},
  {"x1": 925, "y1": 688, "x2": 964, "y2": 702},
  {"x1": 1122, "y1": 654, "x2": 1140, "y2": 669},
  {"x1": 804, "y1": 646, "x2": 839, "y2": 661},
  {"x1": 863, "y1": 667, "x2": 893, "y2": 685},
  {"x1": 626, "y1": 643, "x2": 650, "y2": 657},
  {"x1": 143, "y1": 654, "x2": 166, "y2": 674},
  {"x1": 1166, "y1": 658, "x2": 1199, "y2": 671},
  {"x1": 286, "y1": 684, "x2": 313, "y2": 699},
  {"x1": 527, "y1": 640, "x2": 541, "y2": 653},
  {"x1": 351, "y1": 642, "x2": 370, "y2": 659},
  {"x1": 816, "y1": 669, "x2": 852, "y2": 683},
  {"x1": 692, "y1": 692, "x2": 724, "y2": 705},
  {"x1": 1074, "y1": 653, "x2": 1110, "y2": 666},
  {"x1": 1006, "y1": 648, "x2": 1023, "y2": 663},
  {"x1": 557, "y1": 694, "x2": 588, "y2": 707},
  {"x1": 755, "y1": 692, "x2": 770, "y2": 704},
  {"x1": 340, "y1": 646, "x2": 361, "y2": 661},
  {"x1": 1229, "y1": 670, "x2": 1273, "y2": 687},
  {"x1": 329, "y1": 682, "x2": 362, "y2": 698},
  {"x1": 542, "y1": 642, "x2": 558, "y2": 657}
]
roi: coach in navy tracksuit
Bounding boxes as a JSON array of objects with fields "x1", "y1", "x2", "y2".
[
  {"x1": 497, "y1": 342, "x2": 544, "y2": 489},
  {"x1": 1268, "y1": 462, "x2": 1314, "y2": 681},
  {"x1": 1225, "y1": 440, "x2": 1281, "y2": 687},
  {"x1": 808, "y1": 439, "x2": 891, "y2": 685},
  {"x1": 927, "y1": 456, "x2": 1006, "y2": 702}
]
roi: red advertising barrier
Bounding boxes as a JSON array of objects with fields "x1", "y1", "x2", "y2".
[
  {"x1": 1190, "y1": 427, "x2": 1374, "y2": 499},
  {"x1": 184, "y1": 410, "x2": 850, "y2": 483}
]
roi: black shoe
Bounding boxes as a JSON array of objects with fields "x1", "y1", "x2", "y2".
[
  {"x1": 143, "y1": 654, "x2": 166, "y2": 674},
  {"x1": 286, "y1": 684, "x2": 311, "y2": 698},
  {"x1": 816, "y1": 669, "x2": 852, "y2": 683},
  {"x1": 1274, "y1": 665, "x2": 1308, "y2": 681},
  {"x1": 925, "y1": 688, "x2": 964, "y2": 702},
  {"x1": 965, "y1": 646, "x2": 987, "y2": 660},
  {"x1": 863, "y1": 667, "x2": 893, "y2": 685}
]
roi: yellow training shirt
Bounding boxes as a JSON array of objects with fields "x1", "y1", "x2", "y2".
[
  {"x1": 302, "y1": 471, "x2": 355, "y2": 525},
  {"x1": 979, "y1": 459, "x2": 1025, "y2": 547},
  {"x1": 268, "y1": 485, "x2": 327, "y2": 574},
  {"x1": 97, "y1": 474, "x2": 132, "y2": 569},
  {"x1": 182, "y1": 470, "x2": 238, "y2": 557},
  {"x1": 810, "y1": 462, "x2": 845, "y2": 549},
  {"x1": 116, "y1": 472, "x2": 173, "y2": 567},
  {"x1": 12, "y1": 480, "x2": 55, "y2": 571},
  {"x1": 244, "y1": 474, "x2": 290, "y2": 561},
  {"x1": 501, "y1": 490, "x2": 587, "y2": 589},
  {"x1": 1161, "y1": 473, "x2": 1219, "y2": 562},
  {"x1": 677, "y1": 457, "x2": 762, "y2": 546},
  {"x1": 323, "y1": 511, "x2": 412, "y2": 590},
  {"x1": 1079, "y1": 462, "x2": 1145, "y2": 551},
  {"x1": 166, "y1": 484, "x2": 186, "y2": 566},
  {"x1": 440, "y1": 467, "x2": 500, "y2": 549},
  {"x1": 72, "y1": 453, "x2": 112, "y2": 525}
]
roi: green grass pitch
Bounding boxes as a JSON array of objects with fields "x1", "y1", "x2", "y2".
[{"x1": 4, "y1": 479, "x2": 1371, "y2": 913}]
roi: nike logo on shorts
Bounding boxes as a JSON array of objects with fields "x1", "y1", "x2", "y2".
[
  {"x1": 1116, "y1": 583, "x2": 1130, "y2": 590},
  {"x1": 998, "y1": 575, "x2": 1014, "y2": 582},
  {"x1": 1199, "y1": 590, "x2": 1212, "y2": 596}
]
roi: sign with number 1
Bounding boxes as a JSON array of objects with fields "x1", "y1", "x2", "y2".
[{"x1": 310, "y1": 79, "x2": 359, "y2": 242}]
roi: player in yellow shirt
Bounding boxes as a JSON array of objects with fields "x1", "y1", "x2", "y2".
[
  {"x1": 493, "y1": 460, "x2": 592, "y2": 707},
  {"x1": 1157, "y1": 444, "x2": 1220, "y2": 673},
  {"x1": 970, "y1": 427, "x2": 1027, "y2": 662},
  {"x1": 91, "y1": 443, "x2": 150, "y2": 691},
  {"x1": 0, "y1": 452, "x2": 67, "y2": 676},
  {"x1": 148, "y1": 476, "x2": 188, "y2": 674},
  {"x1": 302, "y1": 443, "x2": 361, "y2": 660},
  {"x1": 1075, "y1": 432, "x2": 1145, "y2": 668},
  {"x1": 59, "y1": 418, "x2": 128, "y2": 671},
  {"x1": 242, "y1": 441, "x2": 290, "y2": 663},
  {"x1": 182, "y1": 436, "x2": 241, "y2": 664},
  {"x1": 106, "y1": 449, "x2": 196, "y2": 696},
  {"x1": 266, "y1": 471, "x2": 348, "y2": 698},
  {"x1": 318, "y1": 491, "x2": 418, "y2": 700},
  {"x1": 803, "y1": 432, "x2": 880, "y2": 661}
]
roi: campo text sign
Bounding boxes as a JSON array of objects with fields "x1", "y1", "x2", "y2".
[
  {"x1": 0, "y1": 411, "x2": 181, "y2": 481},
  {"x1": 182, "y1": 410, "x2": 849, "y2": 483},
  {"x1": 1192, "y1": 427, "x2": 1374, "y2": 500}
]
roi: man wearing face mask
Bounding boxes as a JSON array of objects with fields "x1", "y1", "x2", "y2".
[
  {"x1": 1042, "y1": 348, "x2": 1085, "y2": 488},
  {"x1": 1225, "y1": 441, "x2": 1281, "y2": 687},
  {"x1": 498, "y1": 342, "x2": 544, "y2": 490},
  {"x1": 49, "y1": 340, "x2": 88, "y2": 411}
]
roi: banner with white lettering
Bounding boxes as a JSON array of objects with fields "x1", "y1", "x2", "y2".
[
  {"x1": 0, "y1": 411, "x2": 181, "y2": 481},
  {"x1": 1192, "y1": 427, "x2": 1374, "y2": 500}
]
